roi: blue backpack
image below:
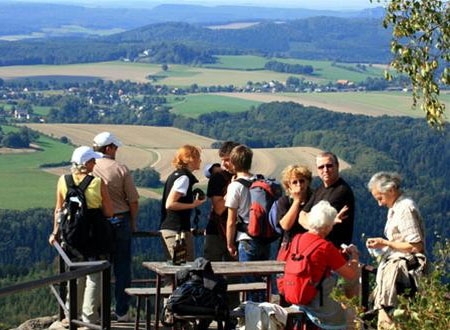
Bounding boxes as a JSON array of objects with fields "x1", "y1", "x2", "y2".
[{"x1": 237, "y1": 175, "x2": 283, "y2": 244}]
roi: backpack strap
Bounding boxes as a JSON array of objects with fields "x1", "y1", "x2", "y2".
[
  {"x1": 78, "y1": 175, "x2": 95, "y2": 192},
  {"x1": 236, "y1": 177, "x2": 252, "y2": 188},
  {"x1": 235, "y1": 178, "x2": 253, "y2": 230},
  {"x1": 64, "y1": 174, "x2": 75, "y2": 189},
  {"x1": 292, "y1": 235, "x2": 324, "y2": 257},
  {"x1": 64, "y1": 174, "x2": 94, "y2": 192}
]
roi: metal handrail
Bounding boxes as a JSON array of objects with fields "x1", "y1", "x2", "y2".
[
  {"x1": 0, "y1": 262, "x2": 108, "y2": 298},
  {"x1": 0, "y1": 241, "x2": 111, "y2": 330}
]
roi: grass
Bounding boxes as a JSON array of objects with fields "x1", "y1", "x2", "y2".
[
  {"x1": 33, "y1": 106, "x2": 52, "y2": 117},
  {"x1": 204, "y1": 55, "x2": 267, "y2": 70},
  {"x1": 0, "y1": 128, "x2": 73, "y2": 210},
  {"x1": 204, "y1": 55, "x2": 385, "y2": 83},
  {"x1": 167, "y1": 94, "x2": 261, "y2": 117}
]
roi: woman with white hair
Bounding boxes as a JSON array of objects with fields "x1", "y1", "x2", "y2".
[
  {"x1": 287, "y1": 200, "x2": 360, "y2": 329},
  {"x1": 366, "y1": 172, "x2": 426, "y2": 330}
]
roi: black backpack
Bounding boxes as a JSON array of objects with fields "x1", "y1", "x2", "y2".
[
  {"x1": 60, "y1": 174, "x2": 113, "y2": 259},
  {"x1": 162, "y1": 258, "x2": 230, "y2": 328}
]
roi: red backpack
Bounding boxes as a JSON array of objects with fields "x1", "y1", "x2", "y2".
[
  {"x1": 236, "y1": 175, "x2": 283, "y2": 244},
  {"x1": 282, "y1": 234, "x2": 328, "y2": 306}
]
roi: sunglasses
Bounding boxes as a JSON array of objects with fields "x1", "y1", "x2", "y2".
[{"x1": 317, "y1": 163, "x2": 334, "y2": 170}]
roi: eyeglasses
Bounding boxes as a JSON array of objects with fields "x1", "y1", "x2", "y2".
[
  {"x1": 317, "y1": 163, "x2": 334, "y2": 170},
  {"x1": 290, "y1": 179, "x2": 306, "y2": 185}
]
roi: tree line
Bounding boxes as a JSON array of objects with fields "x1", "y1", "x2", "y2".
[
  {"x1": 0, "y1": 17, "x2": 392, "y2": 67},
  {"x1": 264, "y1": 60, "x2": 314, "y2": 75}
]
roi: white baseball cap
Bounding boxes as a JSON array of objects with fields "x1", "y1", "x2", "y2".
[
  {"x1": 71, "y1": 146, "x2": 103, "y2": 165},
  {"x1": 203, "y1": 163, "x2": 221, "y2": 178},
  {"x1": 93, "y1": 131, "x2": 123, "y2": 148}
]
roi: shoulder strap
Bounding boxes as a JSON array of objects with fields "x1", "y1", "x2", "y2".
[
  {"x1": 64, "y1": 174, "x2": 75, "y2": 189},
  {"x1": 294, "y1": 235, "x2": 326, "y2": 257},
  {"x1": 64, "y1": 174, "x2": 94, "y2": 192},
  {"x1": 78, "y1": 175, "x2": 94, "y2": 192},
  {"x1": 236, "y1": 177, "x2": 252, "y2": 188}
]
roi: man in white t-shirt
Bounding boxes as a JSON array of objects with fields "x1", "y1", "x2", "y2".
[{"x1": 225, "y1": 144, "x2": 270, "y2": 302}]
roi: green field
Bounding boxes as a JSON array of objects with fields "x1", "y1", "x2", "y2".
[
  {"x1": 204, "y1": 55, "x2": 267, "y2": 70},
  {"x1": 203, "y1": 55, "x2": 385, "y2": 83},
  {"x1": 168, "y1": 94, "x2": 262, "y2": 117},
  {"x1": 0, "y1": 129, "x2": 73, "y2": 210},
  {"x1": 0, "y1": 57, "x2": 385, "y2": 87}
]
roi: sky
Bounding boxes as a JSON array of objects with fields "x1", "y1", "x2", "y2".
[{"x1": 10, "y1": 0, "x2": 380, "y2": 11}]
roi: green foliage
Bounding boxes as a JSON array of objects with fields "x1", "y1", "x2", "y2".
[
  {"x1": 391, "y1": 238, "x2": 450, "y2": 329},
  {"x1": 132, "y1": 167, "x2": 162, "y2": 188},
  {"x1": 375, "y1": 0, "x2": 450, "y2": 127},
  {"x1": 0, "y1": 126, "x2": 38, "y2": 148},
  {"x1": 264, "y1": 60, "x2": 314, "y2": 75}
]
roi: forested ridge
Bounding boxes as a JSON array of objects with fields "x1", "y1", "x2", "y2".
[{"x1": 0, "y1": 17, "x2": 391, "y2": 66}]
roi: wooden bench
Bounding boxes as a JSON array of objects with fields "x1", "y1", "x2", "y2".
[
  {"x1": 125, "y1": 287, "x2": 173, "y2": 330},
  {"x1": 125, "y1": 282, "x2": 267, "y2": 330}
]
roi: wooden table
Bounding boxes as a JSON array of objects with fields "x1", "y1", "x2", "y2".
[{"x1": 142, "y1": 260, "x2": 285, "y2": 329}]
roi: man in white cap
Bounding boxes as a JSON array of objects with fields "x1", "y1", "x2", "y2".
[{"x1": 92, "y1": 132, "x2": 139, "y2": 322}]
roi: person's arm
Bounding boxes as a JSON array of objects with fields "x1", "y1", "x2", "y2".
[
  {"x1": 279, "y1": 199, "x2": 302, "y2": 231},
  {"x1": 226, "y1": 207, "x2": 238, "y2": 258},
  {"x1": 123, "y1": 168, "x2": 140, "y2": 231},
  {"x1": 335, "y1": 254, "x2": 360, "y2": 281},
  {"x1": 128, "y1": 200, "x2": 139, "y2": 232},
  {"x1": 366, "y1": 237, "x2": 423, "y2": 254},
  {"x1": 49, "y1": 178, "x2": 65, "y2": 245},
  {"x1": 298, "y1": 210, "x2": 310, "y2": 230},
  {"x1": 336, "y1": 261, "x2": 359, "y2": 281},
  {"x1": 211, "y1": 195, "x2": 226, "y2": 215},
  {"x1": 165, "y1": 189, "x2": 205, "y2": 210}
]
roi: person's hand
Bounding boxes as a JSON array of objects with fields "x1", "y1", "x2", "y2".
[
  {"x1": 48, "y1": 232, "x2": 58, "y2": 245},
  {"x1": 334, "y1": 205, "x2": 349, "y2": 224},
  {"x1": 366, "y1": 237, "x2": 387, "y2": 249},
  {"x1": 288, "y1": 185, "x2": 302, "y2": 199},
  {"x1": 342, "y1": 243, "x2": 359, "y2": 260},
  {"x1": 227, "y1": 243, "x2": 238, "y2": 259},
  {"x1": 193, "y1": 198, "x2": 206, "y2": 208}
]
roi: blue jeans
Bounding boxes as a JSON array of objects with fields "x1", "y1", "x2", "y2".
[
  {"x1": 112, "y1": 217, "x2": 132, "y2": 317},
  {"x1": 238, "y1": 239, "x2": 270, "y2": 302}
]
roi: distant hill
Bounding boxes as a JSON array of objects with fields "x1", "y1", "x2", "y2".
[
  {"x1": 0, "y1": 2, "x2": 385, "y2": 38},
  {"x1": 0, "y1": 16, "x2": 392, "y2": 66}
]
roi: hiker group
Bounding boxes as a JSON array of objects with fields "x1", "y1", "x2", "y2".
[{"x1": 49, "y1": 135, "x2": 427, "y2": 330}]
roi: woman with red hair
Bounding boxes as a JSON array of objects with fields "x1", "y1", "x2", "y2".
[{"x1": 160, "y1": 145, "x2": 206, "y2": 261}]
